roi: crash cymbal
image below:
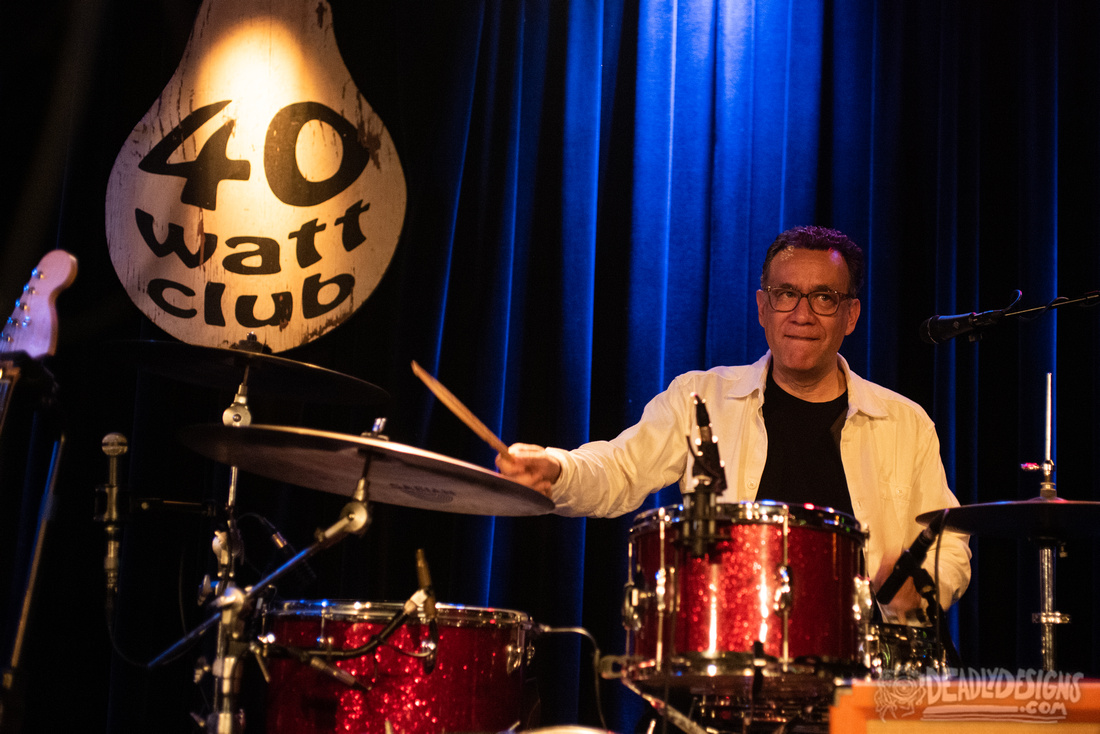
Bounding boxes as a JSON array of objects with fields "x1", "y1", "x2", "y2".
[
  {"x1": 178, "y1": 424, "x2": 554, "y2": 516},
  {"x1": 111, "y1": 340, "x2": 389, "y2": 407},
  {"x1": 917, "y1": 497, "x2": 1100, "y2": 539}
]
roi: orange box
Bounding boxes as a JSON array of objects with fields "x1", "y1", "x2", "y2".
[{"x1": 831, "y1": 676, "x2": 1100, "y2": 731}]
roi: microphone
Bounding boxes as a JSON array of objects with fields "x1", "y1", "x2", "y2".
[
  {"x1": 256, "y1": 516, "x2": 316, "y2": 590},
  {"x1": 415, "y1": 549, "x2": 438, "y2": 674},
  {"x1": 265, "y1": 643, "x2": 365, "y2": 691},
  {"x1": 683, "y1": 394, "x2": 725, "y2": 557},
  {"x1": 302, "y1": 653, "x2": 364, "y2": 691},
  {"x1": 876, "y1": 510, "x2": 947, "y2": 605},
  {"x1": 691, "y1": 396, "x2": 726, "y2": 493},
  {"x1": 919, "y1": 309, "x2": 1004, "y2": 344},
  {"x1": 96, "y1": 433, "x2": 128, "y2": 604}
]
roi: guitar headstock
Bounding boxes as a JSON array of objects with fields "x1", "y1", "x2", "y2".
[{"x1": 1, "y1": 250, "x2": 78, "y2": 360}]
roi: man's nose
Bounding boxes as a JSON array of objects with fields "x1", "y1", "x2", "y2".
[{"x1": 790, "y1": 294, "x2": 817, "y2": 318}]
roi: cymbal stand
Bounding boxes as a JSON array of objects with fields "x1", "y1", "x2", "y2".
[
  {"x1": 201, "y1": 335, "x2": 264, "y2": 732},
  {"x1": 1021, "y1": 372, "x2": 1069, "y2": 671},
  {"x1": 212, "y1": 367, "x2": 252, "y2": 593},
  {"x1": 152, "y1": 475, "x2": 372, "y2": 733}
]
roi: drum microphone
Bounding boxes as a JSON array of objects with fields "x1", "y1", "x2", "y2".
[
  {"x1": 876, "y1": 510, "x2": 948, "y2": 605},
  {"x1": 257, "y1": 517, "x2": 316, "y2": 590},
  {"x1": 268, "y1": 642, "x2": 366, "y2": 691},
  {"x1": 684, "y1": 394, "x2": 725, "y2": 557},
  {"x1": 415, "y1": 549, "x2": 439, "y2": 674}
]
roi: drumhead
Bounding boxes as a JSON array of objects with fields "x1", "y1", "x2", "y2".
[
  {"x1": 631, "y1": 500, "x2": 863, "y2": 537},
  {"x1": 267, "y1": 599, "x2": 532, "y2": 628}
]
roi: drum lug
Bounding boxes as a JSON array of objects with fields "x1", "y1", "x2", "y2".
[
  {"x1": 655, "y1": 567, "x2": 668, "y2": 613},
  {"x1": 419, "y1": 635, "x2": 438, "y2": 661},
  {"x1": 621, "y1": 583, "x2": 650, "y2": 631},
  {"x1": 505, "y1": 642, "x2": 526, "y2": 675},
  {"x1": 853, "y1": 575, "x2": 875, "y2": 672},
  {"x1": 853, "y1": 575, "x2": 873, "y2": 622},
  {"x1": 772, "y1": 564, "x2": 792, "y2": 613}
]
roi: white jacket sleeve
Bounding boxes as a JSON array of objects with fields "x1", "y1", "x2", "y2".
[{"x1": 545, "y1": 376, "x2": 694, "y2": 517}]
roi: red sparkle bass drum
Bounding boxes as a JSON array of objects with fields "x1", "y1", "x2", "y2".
[
  {"x1": 264, "y1": 600, "x2": 537, "y2": 733},
  {"x1": 622, "y1": 502, "x2": 872, "y2": 699}
]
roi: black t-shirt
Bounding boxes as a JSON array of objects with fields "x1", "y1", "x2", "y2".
[{"x1": 755, "y1": 368, "x2": 853, "y2": 516}]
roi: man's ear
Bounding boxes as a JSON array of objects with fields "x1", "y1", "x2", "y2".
[{"x1": 845, "y1": 298, "x2": 861, "y2": 335}]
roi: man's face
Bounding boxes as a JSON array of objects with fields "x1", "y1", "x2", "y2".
[{"x1": 756, "y1": 247, "x2": 861, "y2": 382}]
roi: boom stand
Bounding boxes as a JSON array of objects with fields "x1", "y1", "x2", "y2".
[{"x1": 150, "y1": 477, "x2": 372, "y2": 733}]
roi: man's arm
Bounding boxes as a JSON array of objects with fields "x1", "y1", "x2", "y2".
[{"x1": 494, "y1": 373, "x2": 699, "y2": 517}]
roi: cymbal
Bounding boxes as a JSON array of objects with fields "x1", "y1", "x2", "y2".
[
  {"x1": 110, "y1": 340, "x2": 389, "y2": 406},
  {"x1": 178, "y1": 424, "x2": 555, "y2": 516},
  {"x1": 917, "y1": 497, "x2": 1100, "y2": 540}
]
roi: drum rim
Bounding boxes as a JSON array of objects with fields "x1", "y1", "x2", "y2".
[
  {"x1": 631, "y1": 501, "x2": 863, "y2": 535},
  {"x1": 268, "y1": 598, "x2": 533, "y2": 626}
]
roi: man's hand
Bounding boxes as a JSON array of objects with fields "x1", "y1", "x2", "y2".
[
  {"x1": 495, "y1": 443, "x2": 562, "y2": 498},
  {"x1": 873, "y1": 551, "x2": 925, "y2": 623}
]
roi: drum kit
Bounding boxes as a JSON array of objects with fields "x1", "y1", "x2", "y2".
[{"x1": 99, "y1": 340, "x2": 1100, "y2": 734}]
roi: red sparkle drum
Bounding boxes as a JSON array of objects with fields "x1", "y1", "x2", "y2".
[
  {"x1": 264, "y1": 600, "x2": 536, "y2": 733},
  {"x1": 623, "y1": 502, "x2": 871, "y2": 698}
]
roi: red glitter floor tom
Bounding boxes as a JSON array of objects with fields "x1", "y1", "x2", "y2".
[
  {"x1": 623, "y1": 502, "x2": 871, "y2": 698},
  {"x1": 264, "y1": 600, "x2": 536, "y2": 733}
]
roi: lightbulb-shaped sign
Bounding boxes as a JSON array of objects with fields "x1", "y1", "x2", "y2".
[{"x1": 106, "y1": 0, "x2": 405, "y2": 352}]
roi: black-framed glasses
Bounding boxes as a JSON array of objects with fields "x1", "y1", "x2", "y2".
[{"x1": 762, "y1": 286, "x2": 853, "y2": 316}]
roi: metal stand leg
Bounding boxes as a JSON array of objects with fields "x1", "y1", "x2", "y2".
[{"x1": 1032, "y1": 542, "x2": 1069, "y2": 671}]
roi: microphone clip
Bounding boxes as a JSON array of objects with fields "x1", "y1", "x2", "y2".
[{"x1": 682, "y1": 394, "x2": 725, "y2": 558}]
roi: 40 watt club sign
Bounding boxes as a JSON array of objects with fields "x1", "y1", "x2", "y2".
[{"x1": 106, "y1": 0, "x2": 406, "y2": 353}]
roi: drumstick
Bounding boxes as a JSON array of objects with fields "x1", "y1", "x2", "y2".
[{"x1": 411, "y1": 360, "x2": 511, "y2": 456}]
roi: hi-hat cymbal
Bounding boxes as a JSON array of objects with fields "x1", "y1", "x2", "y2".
[
  {"x1": 917, "y1": 497, "x2": 1100, "y2": 540},
  {"x1": 178, "y1": 424, "x2": 554, "y2": 516},
  {"x1": 111, "y1": 340, "x2": 389, "y2": 407}
]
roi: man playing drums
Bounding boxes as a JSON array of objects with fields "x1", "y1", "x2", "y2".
[{"x1": 496, "y1": 225, "x2": 970, "y2": 621}]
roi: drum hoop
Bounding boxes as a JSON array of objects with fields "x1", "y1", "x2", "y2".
[
  {"x1": 631, "y1": 501, "x2": 863, "y2": 537},
  {"x1": 268, "y1": 599, "x2": 532, "y2": 628}
]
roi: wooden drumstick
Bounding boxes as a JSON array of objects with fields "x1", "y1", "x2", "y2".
[{"x1": 411, "y1": 360, "x2": 511, "y2": 456}]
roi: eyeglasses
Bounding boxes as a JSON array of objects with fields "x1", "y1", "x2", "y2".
[{"x1": 762, "y1": 286, "x2": 853, "y2": 316}]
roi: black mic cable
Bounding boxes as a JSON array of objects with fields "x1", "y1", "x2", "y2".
[{"x1": 877, "y1": 510, "x2": 947, "y2": 605}]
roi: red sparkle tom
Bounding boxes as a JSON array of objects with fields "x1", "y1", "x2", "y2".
[
  {"x1": 622, "y1": 502, "x2": 871, "y2": 699},
  {"x1": 264, "y1": 600, "x2": 536, "y2": 733}
]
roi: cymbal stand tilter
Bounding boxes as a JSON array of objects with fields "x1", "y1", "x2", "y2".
[{"x1": 1020, "y1": 373, "x2": 1069, "y2": 672}]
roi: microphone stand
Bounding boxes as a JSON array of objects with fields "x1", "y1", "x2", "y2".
[
  {"x1": 910, "y1": 566, "x2": 961, "y2": 673},
  {"x1": 922, "y1": 290, "x2": 1100, "y2": 343},
  {"x1": 150, "y1": 469, "x2": 372, "y2": 733},
  {"x1": 0, "y1": 437, "x2": 64, "y2": 734}
]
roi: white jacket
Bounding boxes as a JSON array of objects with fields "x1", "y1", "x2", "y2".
[{"x1": 546, "y1": 352, "x2": 972, "y2": 608}]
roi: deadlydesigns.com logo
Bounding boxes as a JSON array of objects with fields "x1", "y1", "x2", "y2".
[{"x1": 874, "y1": 668, "x2": 1085, "y2": 723}]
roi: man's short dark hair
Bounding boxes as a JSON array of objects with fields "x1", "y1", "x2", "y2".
[{"x1": 760, "y1": 225, "x2": 865, "y2": 296}]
